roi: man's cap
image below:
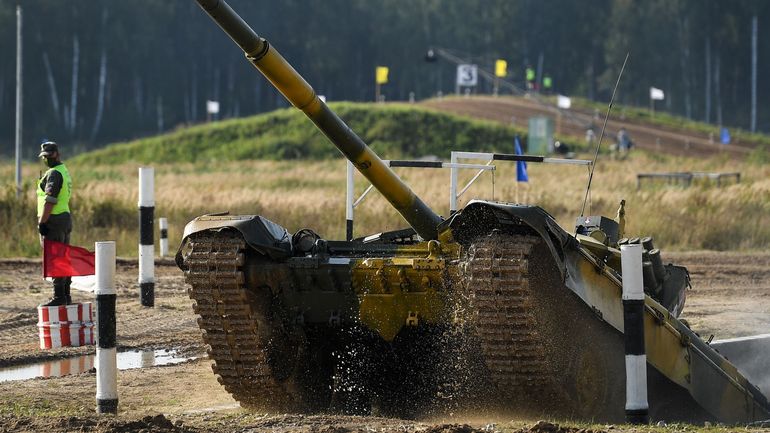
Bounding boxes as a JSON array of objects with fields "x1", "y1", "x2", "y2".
[{"x1": 38, "y1": 141, "x2": 58, "y2": 158}]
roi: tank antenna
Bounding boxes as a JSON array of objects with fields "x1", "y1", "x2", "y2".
[{"x1": 580, "y1": 53, "x2": 629, "y2": 217}]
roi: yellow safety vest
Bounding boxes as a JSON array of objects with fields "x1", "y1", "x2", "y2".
[{"x1": 37, "y1": 164, "x2": 71, "y2": 217}]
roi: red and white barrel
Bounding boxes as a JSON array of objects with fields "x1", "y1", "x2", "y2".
[{"x1": 37, "y1": 302, "x2": 96, "y2": 349}]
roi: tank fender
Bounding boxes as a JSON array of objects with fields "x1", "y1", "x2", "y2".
[
  {"x1": 175, "y1": 213, "x2": 292, "y2": 269},
  {"x1": 441, "y1": 200, "x2": 576, "y2": 281}
]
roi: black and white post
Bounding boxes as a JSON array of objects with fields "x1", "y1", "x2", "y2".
[
  {"x1": 138, "y1": 167, "x2": 154, "y2": 307},
  {"x1": 621, "y1": 243, "x2": 649, "y2": 424},
  {"x1": 96, "y1": 241, "x2": 118, "y2": 414},
  {"x1": 158, "y1": 217, "x2": 168, "y2": 258},
  {"x1": 345, "y1": 161, "x2": 354, "y2": 241}
]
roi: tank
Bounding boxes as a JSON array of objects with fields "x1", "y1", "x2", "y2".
[{"x1": 177, "y1": 0, "x2": 770, "y2": 422}]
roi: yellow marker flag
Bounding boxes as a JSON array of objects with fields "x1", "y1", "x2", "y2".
[
  {"x1": 376, "y1": 66, "x2": 389, "y2": 84},
  {"x1": 495, "y1": 59, "x2": 507, "y2": 78}
]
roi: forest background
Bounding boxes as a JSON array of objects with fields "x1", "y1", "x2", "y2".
[{"x1": 0, "y1": 0, "x2": 768, "y2": 155}]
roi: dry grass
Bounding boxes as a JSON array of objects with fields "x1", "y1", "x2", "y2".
[{"x1": 1, "y1": 149, "x2": 768, "y2": 257}]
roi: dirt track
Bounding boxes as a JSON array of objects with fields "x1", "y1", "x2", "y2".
[
  {"x1": 422, "y1": 96, "x2": 754, "y2": 158},
  {"x1": 0, "y1": 253, "x2": 768, "y2": 432}
]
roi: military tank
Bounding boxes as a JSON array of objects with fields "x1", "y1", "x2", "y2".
[{"x1": 177, "y1": 0, "x2": 770, "y2": 423}]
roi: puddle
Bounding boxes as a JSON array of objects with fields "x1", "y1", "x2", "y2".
[{"x1": 0, "y1": 349, "x2": 201, "y2": 382}]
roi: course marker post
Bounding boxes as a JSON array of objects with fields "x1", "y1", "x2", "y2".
[
  {"x1": 95, "y1": 241, "x2": 118, "y2": 414},
  {"x1": 621, "y1": 243, "x2": 649, "y2": 424},
  {"x1": 158, "y1": 217, "x2": 168, "y2": 257},
  {"x1": 138, "y1": 167, "x2": 155, "y2": 307}
]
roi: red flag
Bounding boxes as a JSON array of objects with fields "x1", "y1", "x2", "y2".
[{"x1": 43, "y1": 239, "x2": 96, "y2": 278}]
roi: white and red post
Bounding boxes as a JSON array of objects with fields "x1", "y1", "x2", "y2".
[
  {"x1": 621, "y1": 243, "x2": 649, "y2": 424},
  {"x1": 95, "y1": 241, "x2": 118, "y2": 414}
]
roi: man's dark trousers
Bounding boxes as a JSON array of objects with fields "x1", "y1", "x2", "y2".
[{"x1": 45, "y1": 213, "x2": 73, "y2": 301}]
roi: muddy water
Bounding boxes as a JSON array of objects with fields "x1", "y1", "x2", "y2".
[{"x1": 0, "y1": 349, "x2": 201, "y2": 382}]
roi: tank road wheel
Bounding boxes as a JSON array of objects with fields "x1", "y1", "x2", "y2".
[
  {"x1": 183, "y1": 230, "x2": 328, "y2": 412},
  {"x1": 462, "y1": 233, "x2": 625, "y2": 421}
]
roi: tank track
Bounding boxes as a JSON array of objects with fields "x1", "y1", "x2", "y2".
[
  {"x1": 183, "y1": 231, "x2": 299, "y2": 409},
  {"x1": 463, "y1": 234, "x2": 557, "y2": 404}
]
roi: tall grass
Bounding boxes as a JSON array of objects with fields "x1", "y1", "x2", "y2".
[{"x1": 2, "y1": 149, "x2": 769, "y2": 258}]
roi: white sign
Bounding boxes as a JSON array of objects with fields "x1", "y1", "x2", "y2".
[
  {"x1": 557, "y1": 95, "x2": 572, "y2": 109},
  {"x1": 650, "y1": 87, "x2": 665, "y2": 101},
  {"x1": 456, "y1": 64, "x2": 478, "y2": 87},
  {"x1": 206, "y1": 100, "x2": 220, "y2": 114}
]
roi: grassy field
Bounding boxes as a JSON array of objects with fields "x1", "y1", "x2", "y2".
[
  {"x1": 72, "y1": 102, "x2": 526, "y2": 165},
  {"x1": 2, "y1": 146, "x2": 768, "y2": 258}
]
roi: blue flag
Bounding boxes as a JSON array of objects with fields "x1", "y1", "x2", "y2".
[
  {"x1": 720, "y1": 127, "x2": 731, "y2": 145},
  {"x1": 515, "y1": 136, "x2": 528, "y2": 183}
]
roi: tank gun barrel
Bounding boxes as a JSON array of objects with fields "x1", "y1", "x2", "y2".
[{"x1": 195, "y1": 0, "x2": 442, "y2": 240}]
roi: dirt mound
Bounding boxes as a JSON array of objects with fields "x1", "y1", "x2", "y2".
[
  {"x1": 0, "y1": 413, "x2": 195, "y2": 433},
  {"x1": 423, "y1": 424, "x2": 485, "y2": 433},
  {"x1": 422, "y1": 96, "x2": 752, "y2": 159},
  {"x1": 525, "y1": 420, "x2": 606, "y2": 433}
]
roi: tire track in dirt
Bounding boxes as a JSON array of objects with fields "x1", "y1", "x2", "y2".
[{"x1": 422, "y1": 96, "x2": 754, "y2": 158}]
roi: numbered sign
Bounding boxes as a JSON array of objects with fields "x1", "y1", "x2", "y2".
[{"x1": 456, "y1": 64, "x2": 478, "y2": 87}]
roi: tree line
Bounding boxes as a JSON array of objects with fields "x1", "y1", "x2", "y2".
[{"x1": 0, "y1": 0, "x2": 768, "y2": 157}]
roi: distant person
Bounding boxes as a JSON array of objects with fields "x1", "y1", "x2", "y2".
[
  {"x1": 614, "y1": 127, "x2": 632, "y2": 159},
  {"x1": 585, "y1": 126, "x2": 596, "y2": 146},
  {"x1": 525, "y1": 65, "x2": 536, "y2": 90},
  {"x1": 37, "y1": 141, "x2": 73, "y2": 306},
  {"x1": 542, "y1": 74, "x2": 553, "y2": 94},
  {"x1": 617, "y1": 127, "x2": 632, "y2": 150}
]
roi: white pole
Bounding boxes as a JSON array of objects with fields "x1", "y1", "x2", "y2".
[
  {"x1": 95, "y1": 241, "x2": 118, "y2": 414},
  {"x1": 138, "y1": 167, "x2": 155, "y2": 307},
  {"x1": 158, "y1": 217, "x2": 168, "y2": 258},
  {"x1": 620, "y1": 243, "x2": 648, "y2": 424},
  {"x1": 750, "y1": 15, "x2": 758, "y2": 133},
  {"x1": 449, "y1": 151, "x2": 458, "y2": 214},
  {"x1": 346, "y1": 161, "x2": 354, "y2": 240},
  {"x1": 15, "y1": 6, "x2": 22, "y2": 198}
]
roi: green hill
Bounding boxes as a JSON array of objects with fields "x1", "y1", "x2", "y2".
[{"x1": 74, "y1": 102, "x2": 526, "y2": 165}]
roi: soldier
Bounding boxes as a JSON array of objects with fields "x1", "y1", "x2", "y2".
[
  {"x1": 525, "y1": 65, "x2": 536, "y2": 90},
  {"x1": 37, "y1": 141, "x2": 74, "y2": 306},
  {"x1": 542, "y1": 73, "x2": 553, "y2": 94}
]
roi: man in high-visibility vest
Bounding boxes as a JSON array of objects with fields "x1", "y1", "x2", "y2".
[
  {"x1": 542, "y1": 74, "x2": 553, "y2": 94},
  {"x1": 37, "y1": 141, "x2": 74, "y2": 306},
  {"x1": 525, "y1": 65, "x2": 535, "y2": 90}
]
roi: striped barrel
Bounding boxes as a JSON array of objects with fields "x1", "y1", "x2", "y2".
[{"x1": 37, "y1": 302, "x2": 95, "y2": 349}]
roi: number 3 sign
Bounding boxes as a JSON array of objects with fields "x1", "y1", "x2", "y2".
[{"x1": 456, "y1": 64, "x2": 478, "y2": 87}]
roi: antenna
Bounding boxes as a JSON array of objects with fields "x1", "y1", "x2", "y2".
[{"x1": 580, "y1": 53, "x2": 630, "y2": 217}]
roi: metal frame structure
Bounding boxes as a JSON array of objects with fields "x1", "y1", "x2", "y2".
[
  {"x1": 449, "y1": 151, "x2": 591, "y2": 213},
  {"x1": 345, "y1": 160, "x2": 494, "y2": 240}
]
